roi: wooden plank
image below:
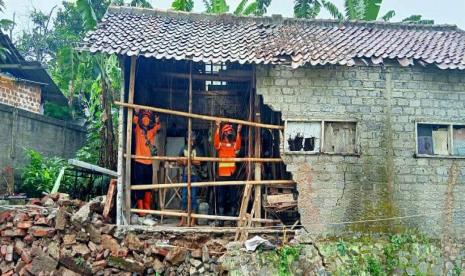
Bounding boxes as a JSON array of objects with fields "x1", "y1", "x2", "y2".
[
  {"x1": 253, "y1": 70, "x2": 262, "y2": 221},
  {"x1": 116, "y1": 57, "x2": 126, "y2": 225},
  {"x1": 266, "y1": 194, "x2": 295, "y2": 205},
  {"x1": 124, "y1": 154, "x2": 283, "y2": 163},
  {"x1": 131, "y1": 209, "x2": 280, "y2": 223},
  {"x1": 115, "y1": 102, "x2": 284, "y2": 130},
  {"x1": 187, "y1": 61, "x2": 193, "y2": 225},
  {"x1": 68, "y1": 159, "x2": 118, "y2": 177},
  {"x1": 131, "y1": 180, "x2": 296, "y2": 189},
  {"x1": 161, "y1": 72, "x2": 251, "y2": 82},
  {"x1": 103, "y1": 179, "x2": 117, "y2": 222},
  {"x1": 124, "y1": 56, "x2": 137, "y2": 224}
]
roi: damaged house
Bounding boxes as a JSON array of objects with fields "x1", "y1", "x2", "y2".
[{"x1": 80, "y1": 6, "x2": 465, "y2": 236}]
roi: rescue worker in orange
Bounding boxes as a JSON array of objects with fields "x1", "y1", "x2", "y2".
[
  {"x1": 131, "y1": 108, "x2": 160, "y2": 224},
  {"x1": 214, "y1": 120, "x2": 242, "y2": 225}
]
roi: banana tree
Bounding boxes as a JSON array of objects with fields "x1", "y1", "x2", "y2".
[
  {"x1": 295, "y1": 0, "x2": 433, "y2": 24},
  {"x1": 201, "y1": 0, "x2": 271, "y2": 16},
  {"x1": 171, "y1": 0, "x2": 194, "y2": 12}
]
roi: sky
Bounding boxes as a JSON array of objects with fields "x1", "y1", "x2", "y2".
[{"x1": 4, "y1": 0, "x2": 465, "y2": 38}]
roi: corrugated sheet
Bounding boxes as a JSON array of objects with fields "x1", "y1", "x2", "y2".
[{"x1": 80, "y1": 6, "x2": 465, "y2": 70}]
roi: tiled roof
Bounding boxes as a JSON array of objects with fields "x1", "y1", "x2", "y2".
[{"x1": 80, "y1": 6, "x2": 465, "y2": 70}]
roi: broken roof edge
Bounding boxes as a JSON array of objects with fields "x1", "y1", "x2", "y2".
[{"x1": 107, "y1": 5, "x2": 464, "y2": 33}]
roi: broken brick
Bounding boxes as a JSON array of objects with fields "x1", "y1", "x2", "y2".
[
  {"x1": 59, "y1": 255, "x2": 92, "y2": 276},
  {"x1": 16, "y1": 221, "x2": 32, "y2": 230},
  {"x1": 101, "y1": 235, "x2": 127, "y2": 257},
  {"x1": 0, "y1": 212, "x2": 11, "y2": 224},
  {"x1": 54, "y1": 207, "x2": 67, "y2": 231},
  {"x1": 1, "y1": 229, "x2": 26, "y2": 237},
  {"x1": 12, "y1": 213, "x2": 28, "y2": 224},
  {"x1": 20, "y1": 249, "x2": 32, "y2": 264},
  {"x1": 72, "y1": 244, "x2": 90, "y2": 258},
  {"x1": 124, "y1": 233, "x2": 144, "y2": 251},
  {"x1": 29, "y1": 226, "x2": 55, "y2": 237},
  {"x1": 107, "y1": 256, "x2": 144, "y2": 274},
  {"x1": 63, "y1": 234, "x2": 76, "y2": 246},
  {"x1": 33, "y1": 217, "x2": 50, "y2": 226}
]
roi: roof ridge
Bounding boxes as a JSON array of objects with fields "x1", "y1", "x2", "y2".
[{"x1": 107, "y1": 5, "x2": 463, "y2": 32}]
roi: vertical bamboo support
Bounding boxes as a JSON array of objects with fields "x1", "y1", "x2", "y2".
[
  {"x1": 116, "y1": 57, "x2": 126, "y2": 225},
  {"x1": 253, "y1": 67, "x2": 262, "y2": 220},
  {"x1": 187, "y1": 62, "x2": 193, "y2": 225},
  {"x1": 124, "y1": 56, "x2": 137, "y2": 224}
]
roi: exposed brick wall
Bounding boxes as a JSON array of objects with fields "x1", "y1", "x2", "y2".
[
  {"x1": 0, "y1": 76, "x2": 42, "y2": 114},
  {"x1": 256, "y1": 64, "x2": 465, "y2": 237}
]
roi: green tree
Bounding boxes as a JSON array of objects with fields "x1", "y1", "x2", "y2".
[
  {"x1": 171, "y1": 0, "x2": 194, "y2": 12},
  {"x1": 299, "y1": 0, "x2": 434, "y2": 24},
  {"x1": 202, "y1": 0, "x2": 271, "y2": 16}
]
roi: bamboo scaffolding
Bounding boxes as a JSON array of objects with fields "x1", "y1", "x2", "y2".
[
  {"x1": 115, "y1": 102, "x2": 284, "y2": 130},
  {"x1": 131, "y1": 179, "x2": 295, "y2": 190},
  {"x1": 124, "y1": 154, "x2": 282, "y2": 163},
  {"x1": 130, "y1": 209, "x2": 280, "y2": 223}
]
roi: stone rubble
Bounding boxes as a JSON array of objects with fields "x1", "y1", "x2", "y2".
[{"x1": 0, "y1": 193, "x2": 294, "y2": 275}]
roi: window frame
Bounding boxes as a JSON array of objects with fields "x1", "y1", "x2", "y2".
[
  {"x1": 415, "y1": 121, "x2": 465, "y2": 159},
  {"x1": 284, "y1": 119, "x2": 360, "y2": 156}
]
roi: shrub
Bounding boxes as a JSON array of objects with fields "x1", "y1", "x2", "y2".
[{"x1": 21, "y1": 149, "x2": 67, "y2": 197}]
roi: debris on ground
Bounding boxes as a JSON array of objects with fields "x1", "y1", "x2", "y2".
[{"x1": 0, "y1": 193, "x2": 300, "y2": 275}]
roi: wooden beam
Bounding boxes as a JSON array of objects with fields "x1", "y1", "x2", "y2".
[
  {"x1": 103, "y1": 179, "x2": 117, "y2": 222},
  {"x1": 161, "y1": 72, "x2": 252, "y2": 82},
  {"x1": 116, "y1": 57, "x2": 126, "y2": 225},
  {"x1": 131, "y1": 209, "x2": 280, "y2": 223},
  {"x1": 124, "y1": 56, "x2": 137, "y2": 224},
  {"x1": 115, "y1": 102, "x2": 284, "y2": 130},
  {"x1": 124, "y1": 154, "x2": 283, "y2": 163},
  {"x1": 68, "y1": 159, "x2": 117, "y2": 177},
  {"x1": 253, "y1": 74, "x2": 262, "y2": 222},
  {"x1": 187, "y1": 61, "x2": 193, "y2": 225},
  {"x1": 131, "y1": 180, "x2": 295, "y2": 190}
]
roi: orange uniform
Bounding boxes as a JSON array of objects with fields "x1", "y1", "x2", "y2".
[
  {"x1": 214, "y1": 128, "x2": 241, "y2": 177},
  {"x1": 133, "y1": 115, "x2": 161, "y2": 165}
]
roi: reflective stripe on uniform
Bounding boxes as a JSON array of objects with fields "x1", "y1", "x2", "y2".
[{"x1": 219, "y1": 162, "x2": 235, "y2": 168}]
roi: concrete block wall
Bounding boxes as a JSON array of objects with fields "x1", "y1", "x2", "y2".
[
  {"x1": 0, "y1": 76, "x2": 41, "y2": 113},
  {"x1": 256, "y1": 64, "x2": 465, "y2": 237},
  {"x1": 0, "y1": 103, "x2": 86, "y2": 192}
]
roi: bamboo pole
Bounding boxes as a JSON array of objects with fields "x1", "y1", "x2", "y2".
[
  {"x1": 116, "y1": 57, "x2": 125, "y2": 225},
  {"x1": 124, "y1": 154, "x2": 283, "y2": 163},
  {"x1": 115, "y1": 102, "x2": 284, "y2": 130},
  {"x1": 253, "y1": 75, "x2": 262, "y2": 222},
  {"x1": 131, "y1": 180, "x2": 295, "y2": 190},
  {"x1": 130, "y1": 209, "x2": 280, "y2": 223},
  {"x1": 187, "y1": 62, "x2": 193, "y2": 226},
  {"x1": 124, "y1": 56, "x2": 137, "y2": 224}
]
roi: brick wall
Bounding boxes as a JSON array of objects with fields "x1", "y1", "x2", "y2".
[
  {"x1": 0, "y1": 75, "x2": 42, "y2": 114},
  {"x1": 256, "y1": 64, "x2": 465, "y2": 237},
  {"x1": 0, "y1": 103, "x2": 86, "y2": 192}
]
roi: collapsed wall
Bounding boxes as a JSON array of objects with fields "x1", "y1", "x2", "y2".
[
  {"x1": 256, "y1": 64, "x2": 465, "y2": 237},
  {"x1": 0, "y1": 194, "x2": 325, "y2": 275}
]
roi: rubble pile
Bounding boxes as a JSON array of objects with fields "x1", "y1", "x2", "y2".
[{"x1": 0, "y1": 193, "x2": 231, "y2": 275}]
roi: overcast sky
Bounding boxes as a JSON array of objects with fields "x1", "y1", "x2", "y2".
[{"x1": 4, "y1": 0, "x2": 465, "y2": 38}]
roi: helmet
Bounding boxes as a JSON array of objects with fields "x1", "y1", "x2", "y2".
[{"x1": 221, "y1": 124, "x2": 233, "y2": 134}]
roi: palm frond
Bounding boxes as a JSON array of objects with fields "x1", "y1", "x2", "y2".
[
  {"x1": 380, "y1": 10, "x2": 395, "y2": 21},
  {"x1": 243, "y1": 1, "x2": 258, "y2": 15},
  {"x1": 202, "y1": 0, "x2": 212, "y2": 12},
  {"x1": 294, "y1": 0, "x2": 321, "y2": 19},
  {"x1": 363, "y1": 0, "x2": 382, "y2": 21},
  {"x1": 255, "y1": 0, "x2": 271, "y2": 16},
  {"x1": 130, "y1": 0, "x2": 152, "y2": 8},
  {"x1": 234, "y1": 0, "x2": 248, "y2": 15},
  {"x1": 403, "y1": 15, "x2": 434, "y2": 25},
  {"x1": 0, "y1": 0, "x2": 5, "y2": 12},
  {"x1": 321, "y1": 0, "x2": 343, "y2": 20},
  {"x1": 172, "y1": 0, "x2": 194, "y2": 11},
  {"x1": 211, "y1": 0, "x2": 229, "y2": 13},
  {"x1": 76, "y1": 0, "x2": 97, "y2": 30}
]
